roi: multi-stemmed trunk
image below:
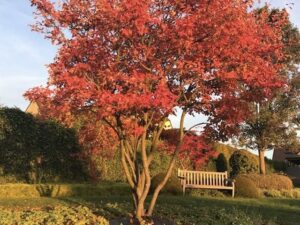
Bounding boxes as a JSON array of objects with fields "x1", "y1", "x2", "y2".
[{"x1": 116, "y1": 111, "x2": 186, "y2": 223}]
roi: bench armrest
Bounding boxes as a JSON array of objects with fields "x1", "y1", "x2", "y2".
[
  {"x1": 178, "y1": 176, "x2": 186, "y2": 180},
  {"x1": 225, "y1": 178, "x2": 235, "y2": 186}
]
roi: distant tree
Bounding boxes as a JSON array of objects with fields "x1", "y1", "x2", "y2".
[{"x1": 238, "y1": 8, "x2": 300, "y2": 175}]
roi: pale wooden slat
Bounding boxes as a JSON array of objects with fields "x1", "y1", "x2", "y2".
[{"x1": 177, "y1": 169, "x2": 234, "y2": 196}]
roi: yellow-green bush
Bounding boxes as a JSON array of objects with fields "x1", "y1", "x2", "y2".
[
  {"x1": 235, "y1": 176, "x2": 261, "y2": 198},
  {"x1": 0, "y1": 206, "x2": 108, "y2": 225},
  {"x1": 240, "y1": 174, "x2": 293, "y2": 190},
  {"x1": 151, "y1": 173, "x2": 182, "y2": 195},
  {"x1": 0, "y1": 183, "x2": 130, "y2": 198}
]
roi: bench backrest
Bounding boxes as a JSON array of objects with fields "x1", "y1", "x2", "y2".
[{"x1": 178, "y1": 169, "x2": 228, "y2": 187}]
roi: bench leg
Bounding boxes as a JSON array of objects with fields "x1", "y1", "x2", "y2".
[
  {"x1": 232, "y1": 185, "x2": 235, "y2": 198},
  {"x1": 183, "y1": 183, "x2": 186, "y2": 196}
]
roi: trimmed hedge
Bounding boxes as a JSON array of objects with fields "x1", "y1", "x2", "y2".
[
  {"x1": 235, "y1": 176, "x2": 260, "y2": 198},
  {"x1": 0, "y1": 183, "x2": 130, "y2": 198},
  {"x1": 0, "y1": 107, "x2": 86, "y2": 183},
  {"x1": 0, "y1": 206, "x2": 108, "y2": 225},
  {"x1": 239, "y1": 174, "x2": 293, "y2": 190}
]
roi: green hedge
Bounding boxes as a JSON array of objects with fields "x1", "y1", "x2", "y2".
[
  {"x1": 0, "y1": 107, "x2": 86, "y2": 183},
  {"x1": 0, "y1": 206, "x2": 108, "y2": 225},
  {"x1": 0, "y1": 183, "x2": 130, "y2": 198}
]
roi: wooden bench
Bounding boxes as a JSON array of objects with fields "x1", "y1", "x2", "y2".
[{"x1": 177, "y1": 169, "x2": 235, "y2": 197}]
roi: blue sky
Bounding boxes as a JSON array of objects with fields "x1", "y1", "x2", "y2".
[{"x1": 0, "y1": 0, "x2": 299, "y2": 130}]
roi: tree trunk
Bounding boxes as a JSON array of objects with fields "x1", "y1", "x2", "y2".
[{"x1": 258, "y1": 149, "x2": 266, "y2": 175}]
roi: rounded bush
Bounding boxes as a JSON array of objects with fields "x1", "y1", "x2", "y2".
[
  {"x1": 235, "y1": 175, "x2": 260, "y2": 198},
  {"x1": 241, "y1": 174, "x2": 293, "y2": 190},
  {"x1": 229, "y1": 150, "x2": 258, "y2": 177},
  {"x1": 151, "y1": 173, "x2": 182, "y2": 195}
]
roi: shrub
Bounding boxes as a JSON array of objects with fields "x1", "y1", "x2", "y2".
[
  {"x1": 229, "y1": 150, "x2": 258, "y2": 177},
  {"x1": 189, "y1": 189, "x2": 225, "y2": 198},
  {"x1": 0, "y1": 206, "x2": 108, "y2": 225},
  {"x1": 216, "y1": 153, "x2": 228, "y2": 172},
  {"x1": 240, "y1": 174, "x2": 293, "y2": 190},
  {"x1": 235, "y1": 175, "x2": 260, "y2": 198},
  {"x1": 151, "y1": 173, "x2": 182, "y2": 195}
]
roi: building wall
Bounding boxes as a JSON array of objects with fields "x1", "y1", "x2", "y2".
[{"x1": 25, "y1": 101, "x2": 39, "y2": 116}]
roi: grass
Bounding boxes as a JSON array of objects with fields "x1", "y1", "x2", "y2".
[{"x1": 1, "y1": 194, "x2": 300, "y2": 224}]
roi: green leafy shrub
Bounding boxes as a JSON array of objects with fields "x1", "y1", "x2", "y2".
[
  {"x1": 235, "y1": 175, "x2": 260, "y2": 198},
  {"x1": 229, "y1": 150, "x2": 258, "y2": 177},
  {"x1": 0, "y1": 206, "x2": 108, "y2": 225},
  {"x1": 240, "y1": 174, "x2": 293, "y2": 190},
  {"x1": 151, "y1": 173, "x2": 182, "y2": 195},
  {"x1": 189, "y1": 189, "x2": 225, "y2": 198},
  {"x1": 216, "y1": 153, "x2": 228, "y2": 172}
]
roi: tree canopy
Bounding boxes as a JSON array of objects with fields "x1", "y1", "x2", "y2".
[{"x1": 26, "y1": 0, "x2": 287, "y2": 222}]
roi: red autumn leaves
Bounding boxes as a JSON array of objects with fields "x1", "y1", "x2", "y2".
[{"x1": 26, "y1": 0, "x2": 287, "y2": 168}]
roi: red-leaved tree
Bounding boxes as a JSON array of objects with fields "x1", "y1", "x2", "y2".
[{"x1": 25, "y1": 0, "x2": 286, "y2": 222}]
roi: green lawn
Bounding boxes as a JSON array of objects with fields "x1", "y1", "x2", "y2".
[{"x1": 1, "y1": 194, "x2": 300, "y2": 225}]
